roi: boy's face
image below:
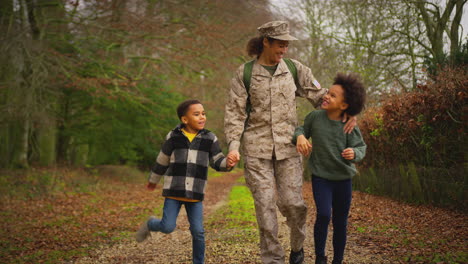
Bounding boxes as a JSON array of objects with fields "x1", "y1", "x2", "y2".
[
  {"x1": 181, "y1": 103, "x2": 206, "y2": 133},
  {"x1": 321, "y1": 84, "x2": 348, "y2": 112},
  {"x1": 263, "y1": 38, "x2": 289, "y2": 64}
]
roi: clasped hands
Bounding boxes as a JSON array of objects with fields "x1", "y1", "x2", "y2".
[{"x1": 227, "y1": 150, "x2": 240, "y2": 168}]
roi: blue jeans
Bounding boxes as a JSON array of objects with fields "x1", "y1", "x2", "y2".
[
  {"x1": 312, "y1": 176, "x2": 352, "y2": 263},
  {"x1": 148, "y1": 198, "x2": 205, "y2": 264}
]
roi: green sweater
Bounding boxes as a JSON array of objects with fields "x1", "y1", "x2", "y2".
[{"x1": 293, "y1": 110, "x2": 366, "y2": 181}]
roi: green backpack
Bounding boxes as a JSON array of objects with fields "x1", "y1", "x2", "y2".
[{"x1": 242, "y1": 58, "x2": 299, "y2": 116}]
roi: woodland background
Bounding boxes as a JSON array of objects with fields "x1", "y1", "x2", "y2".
[
  {"x1": 1, "y1": 0, "x2": 465, "y2": 208},
  {"x1": 0, "y1": 0, "x2": 467, "y2": 262}
]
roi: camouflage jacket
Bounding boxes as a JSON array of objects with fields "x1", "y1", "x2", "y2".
[{"x1": 224, "y1": 58, "x2": 326, "y2": 160}]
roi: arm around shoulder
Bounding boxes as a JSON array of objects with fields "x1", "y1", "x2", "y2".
[{"x1": 291, "y1": 59, "x2": 327, "y2": 108}]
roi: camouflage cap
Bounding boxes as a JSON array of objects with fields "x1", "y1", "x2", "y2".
[{"x1": 257, "y1": 21, "x2": 297, "y2": 41}]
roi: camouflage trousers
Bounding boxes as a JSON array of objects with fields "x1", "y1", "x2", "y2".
[{"x1": 244, "y1": 156, "x2": 307, "y2": 264}]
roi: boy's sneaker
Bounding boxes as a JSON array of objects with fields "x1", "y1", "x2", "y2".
[{"x1": 135, "y1": 216, "x2": 155, "y2": 242}]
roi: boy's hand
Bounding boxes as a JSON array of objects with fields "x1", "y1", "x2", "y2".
[
  {"x1": 341, "y1": 148, "x2": 355, "y2": 160},
  {"x1": 342, "y1": 114, "x2": 357, "y2": 134},
  {"x1": 227, "y1": 151, "x2": 240, "y2": 168},
  {"x1": 147, "y1": 182, "x2": 157, "y2": 191},
  {"x1": 296, "y1": 135, "x2": 312, "y2": 156}
]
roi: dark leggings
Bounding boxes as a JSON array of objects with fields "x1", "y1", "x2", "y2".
[{"x1": 312, "y1": 176, "x2": 352, "y2": 263}]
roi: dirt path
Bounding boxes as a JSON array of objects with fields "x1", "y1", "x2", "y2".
[
  {"x1": 2, "y1": 167, "x2": 464, "y2": 263},
  {"x1": 75, "y1": 175, "x2": 383, "y2": 264}
]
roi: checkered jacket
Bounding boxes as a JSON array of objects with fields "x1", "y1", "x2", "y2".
[{"x1": 148, "y1": 124, "x2": 230, "y2": 201}]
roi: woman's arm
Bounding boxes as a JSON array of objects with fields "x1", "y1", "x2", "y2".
[{"x1": 224, "y1": 66, "x2": 249, "y2": 155}]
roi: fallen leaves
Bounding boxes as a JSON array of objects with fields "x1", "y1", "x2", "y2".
[{"x1": 0, "y1": 168, "x2": 466, "y2": 263}]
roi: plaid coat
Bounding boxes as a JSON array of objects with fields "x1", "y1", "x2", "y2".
[{"x1": 148, "y1": 124, "x2": 230, "y2": 201}]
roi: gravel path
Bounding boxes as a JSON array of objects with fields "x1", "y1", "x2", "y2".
[{"x1": 75, "y1": 173, "x2": 391, "y2": 264}]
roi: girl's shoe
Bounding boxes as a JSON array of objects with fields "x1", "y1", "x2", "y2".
[
  {"x1": 135, "y1": 216, "x2": 155, "y2": 242},
  {"x1": 315, "y1": 255, "x2": 327, "y2": 264}
]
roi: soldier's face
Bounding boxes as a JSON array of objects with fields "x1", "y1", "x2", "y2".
[{"x1": 263, "y1": 39, "x2": 289, "y2": 64}]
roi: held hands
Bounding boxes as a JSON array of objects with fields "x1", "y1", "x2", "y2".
[
  {"x1": 341, "y1": 148, "x2": 355, "y2": 160},
  {"x1": 296, "y1": 135, "x2": 312, "y2": 156},
  {"x1": 227, "y1": 150, "x2": 240, "y2": 168},
  {"x1": 342, "y1": 114, "x2": 357, "y2": 134}
]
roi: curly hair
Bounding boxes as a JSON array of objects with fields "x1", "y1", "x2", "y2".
[
  {"x1": 246, "y1": 36, "x2": 275, "y2": 57},
  {"x1": 333, "y1": 73, "x2": 366, "y2": 116},
  {"x1": 176, "y1": 99, "x2": 202, "y2": 120}
]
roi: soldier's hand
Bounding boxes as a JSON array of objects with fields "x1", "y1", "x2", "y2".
[
  {"x1": 343, "y1": 114, "x2": 357, "y2": 134},
  {"x1": 227, "y1": 150, "x2": 240, "y2": 162}
]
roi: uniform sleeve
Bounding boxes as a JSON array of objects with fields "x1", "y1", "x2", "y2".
[
  {"x1": 347, "y1": 127, "x2": 367, "y2": 163},
  {"x1": 291, "y1": 59, "x2": 327, "y2": 108},
  {"x1": 209, "y1": 134, "x2": 232, "y2": 172},
  {"x1": 292, "y1": 111, "x2": 314, "y2": 144},
  {"x1": 148, "y1": 132, "x2": 173, "y2": 184},
  {"x1": 224, "y1": 65, "x2": 249, "y2": 153}
]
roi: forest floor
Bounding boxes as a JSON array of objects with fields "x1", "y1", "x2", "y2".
[{"x1": 0, "y1": 166, "x2": 466, "y2": 264}]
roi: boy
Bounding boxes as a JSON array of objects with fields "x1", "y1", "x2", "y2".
[
  {"x1": 135, "y1": 99, "x2": 237, "y2": 264},
  {"x1": 293, "y1": 73, "x2": 367, "y2": 264}
]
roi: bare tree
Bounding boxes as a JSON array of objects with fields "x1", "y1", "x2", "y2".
[
  {"x1": 275, "y1": 0, "x2": 466, "y2": 106},
  {"x1": 412, "y1": 0, "x2": 467, "y2": 63}
]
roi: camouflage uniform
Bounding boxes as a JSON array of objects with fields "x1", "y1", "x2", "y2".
[{"x1": 224, "y1": 55, "x2": 325, "y2": 263}]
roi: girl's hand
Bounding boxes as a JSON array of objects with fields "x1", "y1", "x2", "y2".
[
  {"x1": 342, "y1": 114, "x2": 357, "y2": 134},
  {"x1": 147, "y1": 182, "x2": 157, "y2": 191},
  {"x1": 341, "y1": 148, "x2": 355, "y2": 160},
  {"x1": 296, "y1": 135, "x2": 312, "y2": 156}
]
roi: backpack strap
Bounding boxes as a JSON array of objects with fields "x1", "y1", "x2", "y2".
[
  {"x1": 242, "y1": 60, "x2": 255, "y2": 115},
  {"x1": 283, "y1": 58, "x2": 300, "y2": 90}
]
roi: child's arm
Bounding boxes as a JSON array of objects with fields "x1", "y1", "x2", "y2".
[
  {"x1": 209, "y1": 135, "x2": 233, "y2": 172},
  {"x1": 293, "y1": 112, "x2": 314, "y2": 156},
  {"x1": 147, "y1": 134, "x2": 173, "y2": 191},
  {"x1": 296, "y1": 135, "x2": 312, "y2": 156},
  {"x1": 342, "y1": 126, "x2": 366, "y2": 162}
]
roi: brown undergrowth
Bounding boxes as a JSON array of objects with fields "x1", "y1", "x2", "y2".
[{"x1": 0, "y1": 166, "x2": 466, "y2": 263}]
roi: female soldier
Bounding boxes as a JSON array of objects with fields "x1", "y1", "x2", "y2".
[{"x1": 224, "y1": 20, "x2": 357, "y2": 264}]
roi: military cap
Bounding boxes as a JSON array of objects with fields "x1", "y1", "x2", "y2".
[{"x1": 257, "y1": 21, "x2": 297, "y2": 41}]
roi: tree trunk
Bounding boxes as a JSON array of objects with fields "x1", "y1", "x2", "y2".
[
  {"x1": 449, "y1": 0, "x2": 467, "y2": 58},
  {"x1": 36, "y1": 120, "x2": 57, "y2": 166},
  {"x1": 414, "y1": 0, "x2": 458, "y2": 64},
  {"x1": 31, "y1": 0, "x2": 64, "y2": 166},
  {"x1": 11, "y1": 120, "x2": 30, "y2": 168}
]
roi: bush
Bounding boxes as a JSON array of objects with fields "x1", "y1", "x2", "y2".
[
  {"x1": 357, "y1": 67, "x2": 467, "y2": 210},
  {"x1": 359, "y1": 67, "x2": 467, "y2": 168}
]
